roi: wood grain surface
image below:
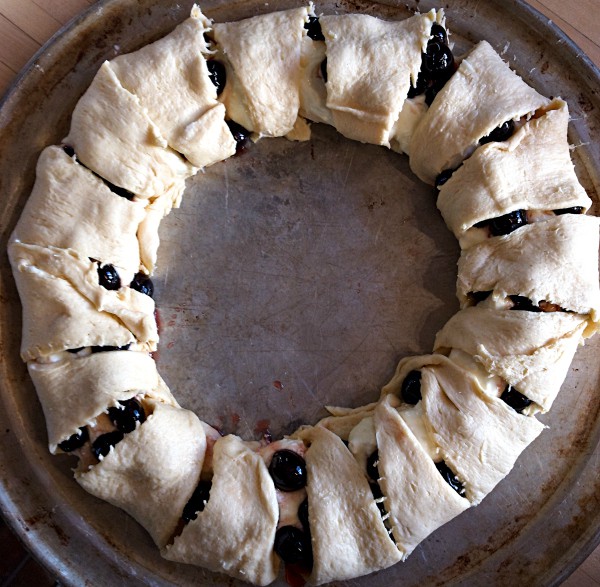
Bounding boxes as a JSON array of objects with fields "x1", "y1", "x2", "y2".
[{"x1": 0, "y1": 0, "x2": 599, "y2": 586}]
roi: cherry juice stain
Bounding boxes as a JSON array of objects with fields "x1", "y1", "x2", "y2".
[
  {"x1": 273, "y1": 380, "x2": 284, "y2": 391},
  {"x1": 254, "y1": 419, "x2": 272, "y2": 443}
]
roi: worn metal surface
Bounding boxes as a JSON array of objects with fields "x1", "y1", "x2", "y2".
[{"x1": 0, "y1": 0, "x2": 599, "y2": 585}]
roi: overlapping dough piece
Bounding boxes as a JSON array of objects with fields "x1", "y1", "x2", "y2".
[
  {"x1": 11, "y1": 146, "x2": 145, "y2": 276},
  {"x1": 410, "y1": 40, "x2": 550, "y2": 184},
  {"x1": 164, "y1": 435, "x2": 280, "y2": 586},
  {"x1": 294, "y1": 425, "x2": 401, "y2": 585},
  {"x1": 319, "y1": 11, "x2": 435, "y2": 146},
  {"x1": 76, "y1": 400, "x2": 206, "y2": 548},
  {"x1": 28, "y1": 351, "x2": 175, "y2": 452},
  {"x1": 437, "y1": 100, "x2": 592, "y2": 246},
  {"x1": 457, "y1": 214, "x2": 600, "y2": 320},
  {"x1": 64, "y1": 61, "x2": 196, "y2": 201},
  {"x1": 9, "y1": 242, "x2": 157, "y2": 360},
  {"x1": 212, "y1": 7, "x2": 310, "y2": 138},
  {"x1": 110, "y1": 5, "x2": 236, "y2": 168},
  {"x1": 434, "y1": 307, "x2": 589, "y2": 411},
  {"x1": 374, "y1": 394, "x2": 470, "y2": 558}
]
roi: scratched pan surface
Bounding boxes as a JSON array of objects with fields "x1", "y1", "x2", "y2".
[{"x1": 0, "y1": 0, "x2": 599, "y2": 585}]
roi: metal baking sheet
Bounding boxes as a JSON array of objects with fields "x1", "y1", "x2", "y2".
[{"x1": 1, "y1": 0, "x2": 599, "y2": 585}]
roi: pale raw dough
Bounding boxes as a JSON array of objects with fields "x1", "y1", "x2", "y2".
[
  {"x1": 28, "y1": 352, "x2": 176, "y2": 452},
  {"x1": 76, "y1": 400, "x2": 206, "y2": 548},
  {"x1": 319, "y1": 11, "x2": 435, "y2": 146},
  {"x1": 11, "y1": 146, "x2": 145, "y2": 275},
  {"x1": 293, "y1": 426, "x2": 402, "y2": 585},
  {"x1": 374, "y1": 395, "x2": 470, "y2": 558},
  {"x1": 213, "y1": 7, "x2": 310, "y2": 138},
  {"x1": 434, "y1": 307, "x2": 589, "y2": 411},
  {"x1": 410, "y1": 40, "x2": 550, "y2": 184},
  {"x1": 164, "y1": 435, "x2": 280, "y2": 586},
  {"x1": 64, "y1": 61, "x2": 196, "y2": 199},
  {"x1": 457, "y1": 214, "x2": 600, "y2": 321},
  {"x1": 420, "y1": 359, "x2": 544, "y2": 504},
  {"x1": 110, "y1": 6, "x2": 236, "y2": 168},
  {"x1": 9, "y1": 242, "x2": 158, "y2": 360},
  {"x1": 437, "y1": 100, "x2": 592, "y2": 245}
]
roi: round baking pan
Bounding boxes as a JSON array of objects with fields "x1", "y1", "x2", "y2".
[{"x1": 1, "y1": 0, "x2": 599, "y2": 585}]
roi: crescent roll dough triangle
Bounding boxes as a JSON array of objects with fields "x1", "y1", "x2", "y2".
[
  {"x1": 319, "y1": 11, "x2": 435, "y2": 146},
  {"x1": 64, "y1": 61, "x2": 196, "y2": 199},
  {"x1": 76, "y1": 401, "x2": 206, "y2": 548},
  {"x1": 421, "y1": 359, "x2": 544, "y2": 505},
  {"x1": 12, "y1": 146, "x2": 145, "y2": 275},
  {"x1": 437, "y1": 100, "x2": 592, "y2": 245},
  {"x1": 457, "y1": 214, "x2": 600, "y2": 320},
  {"x1": 110, "y1": 6, "x2": 236, "y2": 168},
  {"x1": 28, "y1": 352, "x2": 176, "y2": 452},
  {"x1": 294, "y1": 425, "x2": 401, "y2": 585},
  {"x1": 213, "y1": 7, "x2": 310, "y2": 138},
  {"x1": 164, "y1": 435, "x2": 280, "y2": 586},
  {"x1": 374, "y1": 395, "x2": 470, "y2": 558},
  {"x1": 410, "y1": 40, "x2": 549, "y2": 184},
  {"x1": 434, "y1": 307, "x2": 588, "y2": 411},
  {"x1": 9, "y1": 242, "x2": 157, "y2": 360}
]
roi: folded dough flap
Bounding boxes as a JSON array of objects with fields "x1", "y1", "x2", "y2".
[
  {"x1": 12, "y1": 146, "x2": 145, "y2": 275},
  {"x1": 163, "y1": 434, "x2": 280, "y2": 586},
  {"x1": 374, "y1": 395, "x2": 470, "y2": 558},
  {"x1": 212, "y1": 6, "x2": 310, "y2": 137},
  {"x1": 76, "y1": 400, "x2": 205, "y2": 548},
  {"x1": 320, "y1": 11, "x2": 435, "y2": 146},
  {"x1": 110, "y1": 6, "x2": 236, "y2": 168},
  {"x1": 294, "y1": 426, "x2": 401, "y2": 585},
  {"x1": 420, "y1": 359, "x2": 544, "y2": 505},
  {"x1": 63, "y1": 61, "x2": 195, "y2": 200},
  {"x1": 457, "y1": 214, "x2": 600, "y2": 321},
  {"x1": 437, "y1": 99, "x2": 591, "y2": 242},
  {"x1": 28, "y1": 351, "x2": 175, "y2": 453},
  {"x1": 9, "y1": 242, "x2": 157, "y2": 360},
  {"x1": 434, "y1": 307, "x2": 588, "y2": 411},
  {"x1": 410, "y1": 40, "x2": 550, "y2": 184},
  {"x1": 310, "y1": 401, "x2": 378, "y2": 440}
]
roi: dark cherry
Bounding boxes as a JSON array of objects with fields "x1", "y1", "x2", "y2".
[
  {"x1": 407, "y1": 72, "x2": 427, "y2": 98},
  {"x1": 269, "y1": 450, "x2": 307, "y2": 492},
  {"x1": 62, "y1": 144, "x2": 75, "y2": 157},
  {"x1": 500, "y1": 385, "x2": 533, "y2": 414},
  {"x1": 182, "y1": 480, "x2": 212, "y2": 523},
  {"x1": 274, "y1": 526, "x2": 313, "y2": 567},
  {"x1": 435, "y1": 168, "x2": 454, "y2": 188},
  {"x1": 108, "y1": 398, "x2": 146, "y2": 433},
  {"x1": 484, "y1": 209, "x2": 527, "y2": 236},
  {"x1": 480, "y1": 119, "x2": 515, "y2": 145},
  {"x1": 226, "y1": 120, "x2": 251, "y2": 155},
  {"x1": 509, "y1": 295, "x2": 541, "y2": 312},
  {"x1": 430, "y1": 23, "x2": 448, "y2": 45},
  {"x1": 423, "y1": 41, "x2": 454, "y2": 80},
  {"x1": 320, "y1": 57, "x2": 328, "y2": 83},
  {"x1": 401, "y1": 370, "x2": 422, "y2": 405},
  {"x1": 97, "y1": 263, "x2": 121, "y2": 290},
  {"x1": 366, "y1": 450, "x2": 379, "y2": 482},
  {"x1": 469, "y1": 290, "x2": 492, "y2": 305},
  {"x1": 554, "y1": 206, "x2": 584, "y2": 215},
  {"x1": 435, "y1": 460, "x2": 465, "y2": 495},
  {"x1": 207, "y1": 60, "x2": 226, "y2": 96},
  {"x1": 130, "y1": 272, "x2": 154, "y2": 297},
  {"x1": 298, "y1": 498, "x2": 310, "y2": 531},
  {"x1": 58, "y1": 427, "x2": 89, "y2": 452},
  {"x1": 91, "y1": 344, "x2": 131, "y2": 353},
  {"x1": 92, "y1": 431, "x2": 124, "y2": 460},
  {"x1": 103, "y1": 180, "x2": 134, "y2": 201},
  {"x1": 304, "y1": 16, "x2": 325, "y2": 41}
]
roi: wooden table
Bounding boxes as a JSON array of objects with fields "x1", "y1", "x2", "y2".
[{"x1": 0, "y1": 1, "x2": 599, "y2": 586}]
